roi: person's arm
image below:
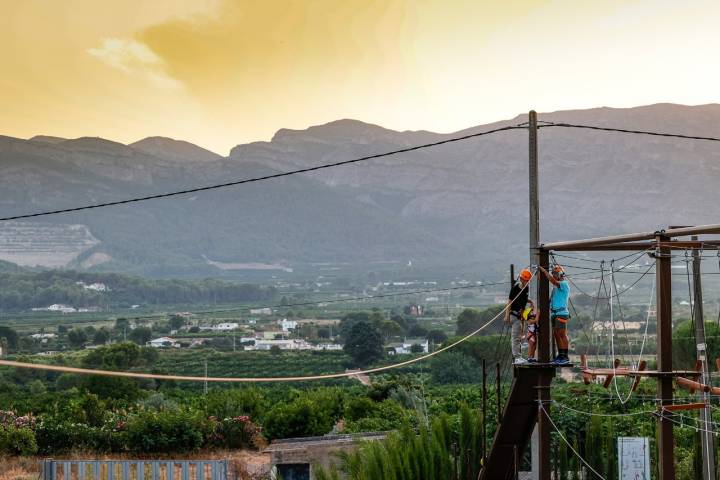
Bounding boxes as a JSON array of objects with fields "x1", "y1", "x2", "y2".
[{"x1": 538, "y1": 266, "x2": 560, "y2": 287}]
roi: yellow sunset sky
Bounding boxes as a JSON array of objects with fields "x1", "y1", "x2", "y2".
[{"x1": 2, "y1": 0, "x2": 719, "y2": 154}]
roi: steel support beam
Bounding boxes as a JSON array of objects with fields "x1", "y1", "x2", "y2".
[{"x1": 543, "y1": 223, "x2": 720, "y2": 251}]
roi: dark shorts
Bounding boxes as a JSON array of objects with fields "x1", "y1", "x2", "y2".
[{"x1": 552, "y1": 315, "x2": 569, "y2": 330}]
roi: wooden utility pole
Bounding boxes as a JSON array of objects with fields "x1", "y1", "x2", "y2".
[
  {"x1": 655, "y1": 234, "x2": 675, "y2": 479},
  {"x1": 537, "y1": 249, "x2": 552, "y2": 480},
  {"x1": 482, "y1": 359, "x2": 487, "y2": 465},
  {"x1": 692, "y1": 236, "x2": 716, "y2": 480},
  {"x1": 528, "y1": 110, "x2": 552, "y2": 480},
  {"x1": 529, "y1": 110, "x2": 539, "y2": 284}
]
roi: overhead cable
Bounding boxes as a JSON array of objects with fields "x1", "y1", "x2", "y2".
[
  {"x1": 540, "y1": 122, "x2": 720, "y2": 142},
  {"x1": 0, "y1": 125, "x2": 523, "y2": 222}
]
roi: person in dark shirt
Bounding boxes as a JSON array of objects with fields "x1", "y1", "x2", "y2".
[{"x1": 505, "y1": 268, "x2": 532, "y2": 364}]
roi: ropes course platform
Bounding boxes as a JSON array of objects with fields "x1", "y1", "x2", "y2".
[{"x1": 479, "y1": 365, "x2": 555, "y2": 480}]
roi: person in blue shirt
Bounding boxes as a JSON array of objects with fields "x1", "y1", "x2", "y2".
[{"x1": 538, "y1": 264, "x2": 571, "y2": 365}]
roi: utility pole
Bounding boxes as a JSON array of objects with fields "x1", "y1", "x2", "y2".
[
  {"x1": 529, "y1": 110, "x2": 539, "y2": 286},
  {"x1": 482, "y1": 359, "x2": 487, "y2": 465},
  {"x1": 692, "y1": 236, "x2": 716, "y2": 480},
  {"x1": 655, "y1": 234, "x2": 675, "y2": 480},
  {"x1": 529, "y1": 110, "x2": 551, "y2": 480},
  {"x1": 204, "y1": 358, "x2": 208, "y2": 395}
]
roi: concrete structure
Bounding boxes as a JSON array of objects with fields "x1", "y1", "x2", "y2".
[
  {"x1": 278, "y1": 318, "x2": 298, "y2": 331},
  {"x1": 148, "y1": 337, "x2": 179, "y2": 348},
  {"x1": 387, "y1": 338, "x2": 429, "y2": 355},
  {"x1": 250, "y1": 307, "x2": 273, "y2": 315},
  {"x1": 265, "y1": 432, "x2": 387, "y2": 479}
]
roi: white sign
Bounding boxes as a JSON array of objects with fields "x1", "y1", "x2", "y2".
[{"x1": 618, "y1": 437, "x2": 650, "y2": 480}]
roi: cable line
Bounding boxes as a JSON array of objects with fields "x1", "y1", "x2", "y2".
[
  {"x1": 539, "y1": 404, "x2": 606, "y2": 479},
  {"x1": 540, "y1": 122, "x2": 720, "y2": 142},
  {"x1": 0, "y1": 125, "x2": 523, "y2": 222}
]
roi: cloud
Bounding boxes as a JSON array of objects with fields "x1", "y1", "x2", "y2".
[{"x1": 87, "y1": 38, "x2": 183, "y2": 90}]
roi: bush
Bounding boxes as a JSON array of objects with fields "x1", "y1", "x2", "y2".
[
  {"x1": 204, "y1": 389, "x2": 265, "y2": 421},
  {"x1": 263, "y1": 397, "x2": 335, "y2": 440},
  {"x1": 124, "y1": 410, "x2": 208, "y2": 453},
  {"x1": 0, "y1": 426, "x2": 37, "y2": 455},
  {"x1": 208, "y1": 416, "x2": 263, "y2": 450}
]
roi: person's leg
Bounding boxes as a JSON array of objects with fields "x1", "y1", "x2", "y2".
[
  {"x1": 527, "y1": 334, "x2": 536, "y2": 359},
  {"x1": 511, "y1": 316, "x2": 522, "y2": 359},
  {"x1": 555, "y1": 318, "x2": 569, "y2": 360}
]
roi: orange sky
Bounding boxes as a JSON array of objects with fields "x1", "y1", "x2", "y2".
[{"x1": 2, "y1": 0, "x2": 719, "y2": 154}]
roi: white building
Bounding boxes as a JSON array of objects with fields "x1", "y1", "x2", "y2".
[
  {"x1": 214, "y1": 322, "x2": 240, "y2": 331},
  {"x1": 250, "y1": 307, "x2": 273, "y2": 315},
  {"x1": 246, "y1": 339, "x2": 313, "y2": 351},
  {"x1": 148, "y1": 337, "x2": 180, "y2": 348},
  {"x1": 30, "y1": 333, "x2": 57, "y2": 339},
  {"x1": 278, "y1": 319, "x2": 298, "y2": 332},
  {"x1": 387, "y1": 338, "x2": 429, "y2": 355},
  {"x1": 44, "y1": 304, "x2": 77, "y2": 313}
]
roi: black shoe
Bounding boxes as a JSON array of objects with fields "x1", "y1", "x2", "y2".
[{"x1": 527, "y1": 358, "x2": 538, "y2": 363}]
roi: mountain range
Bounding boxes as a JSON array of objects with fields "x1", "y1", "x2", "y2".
[{"x1": 1, "y1": 103, "x2": 719, "y2": 279}]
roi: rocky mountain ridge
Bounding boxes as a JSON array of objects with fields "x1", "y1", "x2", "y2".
[{"x1": 1, "y1": 103, "x2": 719, "y2": 278}]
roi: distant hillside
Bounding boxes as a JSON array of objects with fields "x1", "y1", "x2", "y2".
[
  {"x1": 2, "y1": 103, "x2": 720, "y2": 277},
  {"x1": 0, "y1": 269, "x2": 276, "y2": 312}
]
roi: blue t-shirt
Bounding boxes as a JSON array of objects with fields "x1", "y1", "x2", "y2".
[{"x1": 550, "y1": 280, "x2": 570, "y2": 317}]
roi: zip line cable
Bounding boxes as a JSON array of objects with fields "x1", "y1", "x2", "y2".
[
  {"x1": 0, "y1": 125, "x2": 524, "y2": 222},
  {"x1": 0, "y1": 272, "x2": 534, "y2": 382},
  {"x1": 539, "y1": 404, "x2": 606, "y2": 480},
  {"x1": 539, "y1": 122, "x2": 720, "y2": 142}
]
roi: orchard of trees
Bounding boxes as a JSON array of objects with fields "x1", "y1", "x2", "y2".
[{"x1": 0, "y1": 269, "x2": 276, "y2": 312}]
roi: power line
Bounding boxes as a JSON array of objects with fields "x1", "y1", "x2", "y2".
[
  {"x1": 0, "y1": 125, "x2": 523, "y2": 222},
  {"x1": 540, "y1": 122, "x2": 720, "y2": 142}
]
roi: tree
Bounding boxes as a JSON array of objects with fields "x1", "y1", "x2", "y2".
[
  {"x1": 168, "y1": 315, "x2": 185, "y2": 330},
  {"x1": 380, "y1": 320, "x2": 402, "y2": 341},
  {"x1": 410, "y1": 343, "x2": 424, "y2": 354},
  {"x1": 92, "y1": 328, "x2": 110, "y2": 345},
  {"x1": 129, "y1": 326, "x2": 152, "y2": 346},
  {"x1": 343, "y1": 321, "x2": 384, "y2": 367},
  {"x1": 270, "y1": 345, "x2": 282, "y2": 355},
  {"x1": 339, "y1": 311, "x2": 385, "y2": 338},
  {"x1": 0, "y1": 326, "x2": 18, "y2": 351},
  {"x1": 430, "y1": 351, "x2": 479, "y2": 384},
  {"x1": 67, "y1": 329, "x2": 88, "y2": 347},
  {"x1": 426, "y1": 330, "x2": 448, "y2": 344},
  {"x1": 456, "y1": 305, "x2": 504, "y2": 336}
]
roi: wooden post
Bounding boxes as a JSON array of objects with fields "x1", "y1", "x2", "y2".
[
  {"x1": 496, "y1": 362, "x2": 501, "y2": 427},
  {"x1": 656, "y1": 234, "x2": 675, "y2": 479},
  {"x1": 692, "y1": 236, "x2": 716, "y2": 480},
  {"x1": 482, "y1": 358, "x2": 487, "y2": 464},
  {"x1": 537, "y1": 248, "x2": 552, "y2": 480}
]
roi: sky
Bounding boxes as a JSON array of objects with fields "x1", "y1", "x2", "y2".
[{"x1": 2, "y1": 0, "x2": 719, "y2": 155}]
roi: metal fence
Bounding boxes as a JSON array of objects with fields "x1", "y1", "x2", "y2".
[{"x1": 41, "y1": 459, "x2": 228, "y2": 480}]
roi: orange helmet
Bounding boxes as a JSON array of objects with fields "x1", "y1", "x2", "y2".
[
  {"x1": 552, "y1": 265, "x2": 565, "y2": 277},
  {"x1": 519, "y1": 269, "x2": 532, "y2": 282}
]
